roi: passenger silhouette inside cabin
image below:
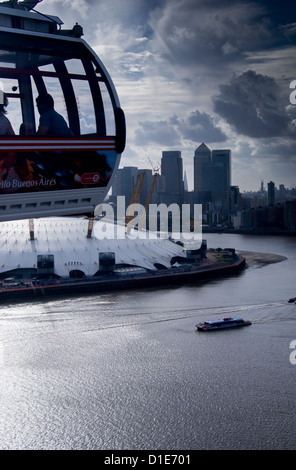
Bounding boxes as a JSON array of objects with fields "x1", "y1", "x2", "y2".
[
  {"x1": 36, "y1": 93, "x2": 73, "y2": 137},
  {"x1": 0, "y1": 91, "x2": 15, "y2": 136}
]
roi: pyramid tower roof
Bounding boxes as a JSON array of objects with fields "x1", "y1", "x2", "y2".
[{"x1": 195, "y1": 142, "x2": 211, "y2": 152}]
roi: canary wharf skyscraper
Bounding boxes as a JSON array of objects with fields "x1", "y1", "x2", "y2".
[
  {"x1": 194, "y1": 143, "x2": 211, "y2": 194},
  {"x1": 194, "y1": 143, "x2": 231, "y2": 212},
  {"x1": 211, "y1": 149, "x2": 231, "y2": 211}
]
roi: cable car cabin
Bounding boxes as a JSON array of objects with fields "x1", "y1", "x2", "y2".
[{"x1": 0, "y1": 1, "x2": 125, "y2": 221}]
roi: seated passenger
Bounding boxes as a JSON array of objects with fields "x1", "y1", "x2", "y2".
[
  {"x1": 36, "y1": 93, "x2": 73, "y2": 137},
  {"x1": 0, "y1": 92, "x2": 15, "y2": 136}
]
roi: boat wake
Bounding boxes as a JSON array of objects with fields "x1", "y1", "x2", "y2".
[
  {"x1": 0, "y1": 299, "x2": 291, "y2": 334},
  {"x1": 112, "y1": 301, "x2": 289, "y2": 327}
]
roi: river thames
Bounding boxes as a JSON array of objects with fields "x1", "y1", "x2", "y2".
[{"x1": 0, "y1": 233, "x2": 295, "y2": 450}]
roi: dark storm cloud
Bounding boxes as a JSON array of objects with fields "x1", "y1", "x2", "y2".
[
  {"x1": 213, "y1": 70, "x2": 294, "y2": 138},
  {"x1": 172, "y1": 110, "x2": 227, "y2": 142},
  {"x1": 150, "y1": 0, "x2": 292, "y2": 69},
  {"x1": 79, "y1": 0, "x2": 164, "y2": 33},
  {"x1": 134, "y1": 109, "x2": 226, "y2": 146}
]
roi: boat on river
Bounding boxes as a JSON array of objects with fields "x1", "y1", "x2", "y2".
[{"x1": 195, "y1": 316, "x2": 252, "y2": 331}]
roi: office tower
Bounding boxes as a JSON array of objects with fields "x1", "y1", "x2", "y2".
[
  {"x1": 161, "y1": 151, "x2": 184, "y2": 205},
  {"x1": 194, "y1": 143, "x2": 211, "y2": 193},
  {"x1": 201, "y1": 161, "x2": 228, "y2": 210},
  {"x1": 230, "y1": 185, "x2": 240, "y2": 213},
  {"x1": 212, "y1": 149, "x2": 231, "y2": 211},
  {"x1": 279, "y1": 184, "x2": 285, "y2": 195},
  {"x1": 112, "y1": 166, "x2": 139, "y2": 208},
  {"x1": 212, "y1": 149, "x2": 231, "y2": 190},
  {"x1": 268, "y1": 181, "x2": 275, "y2": 206},
  {"x1": 112, "y1": 166, "x2": 164, "y2": 210},
  {"x1": 194, "y1": 144, "x2": 231, "y2": 212},
  {"x1": 284, "y1": 200, "x2": 296, "y2": 230}
]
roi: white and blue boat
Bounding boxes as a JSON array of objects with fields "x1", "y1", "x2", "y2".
[{"x1": 196, "y1": 317, "x2": 252, "y2": 331}]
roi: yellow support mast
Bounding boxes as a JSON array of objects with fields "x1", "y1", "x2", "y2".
[
  {"x1": 29, "y1": 218, "x2": 35, "y2": 240},
  {"x1": 86, "y1": 216, "x2": 95, "y2": 238},
  {"x1": 125, "y1": 170, "x2": 145, "y2": 230}
]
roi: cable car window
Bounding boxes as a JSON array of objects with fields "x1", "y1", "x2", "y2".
[
  {"x1": 0, "y1": 26, "x2": 124, "y2": 208},
  {"x1": 34, "y1": 70, "x2": 69, "y2": 125},
  {"x1": 0, "y1": 49, "x2": 15, "y2": 68},
  {"x1": 0, "y1": 77, "x2": 23, "y2": 134},
  {"x1": 64, "y1": 58, "x2": 87, "y2": 76},
  {"x1": 71, "y1": 78, "x2": 96, "y2": 135},
  {"x1": 0, "y1": 44, "x2": 120, "y2": 138},
  {"x1": 99, "y1": 81, "x2": 115, "y2": 136}
]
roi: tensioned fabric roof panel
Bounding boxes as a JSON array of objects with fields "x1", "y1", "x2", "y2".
[{"x1": 0, "y1": 217, "x2": 186, "y2": 277}]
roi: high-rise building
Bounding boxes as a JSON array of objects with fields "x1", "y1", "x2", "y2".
[
  {"x1": 212, "y1": 149, "x2": 231, "y2": 211},
  {"x1": 160, "y1": 151, "x2": 184, "y2": 205},
  {"x1": 284, "y1": 200, "x2": 296, "y2": 230},
  {"x1": 230, "y1": 185, "x2": 240, "y2": 213},
  {"x1": 111, "y1": 165, "x2": 165, "y2": 211},
  {"x1": 112, "y1": 166, "x2": 139, "y2": 207},
  {"x1": 212, "y1": 149, "x2": 231, "y2": 190},
  {"x1": 193, "y1": 144, "x2": 231, "y2": 212},
  {"x1": 268, "y1": 181, "x2": 275, "y2": 206},
  {"x1": 194, "y1": 143, "x2": 211, "y2": 193}
]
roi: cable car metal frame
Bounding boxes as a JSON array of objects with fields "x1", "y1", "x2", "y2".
[{"x1": 0, "y1": 0, "x2": 125, "y2": 221}]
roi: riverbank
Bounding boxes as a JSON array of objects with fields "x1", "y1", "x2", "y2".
[
  {"x1": 0, "y1": 249, "x2": 286, "y2": 303},
  {"x1": 0, "y1": 253, "x2": 245, "y2": 302},
  {"x1": 202, "y1": 227, "x2": 296, "y2": 236},
  {"x1": 236, "y1": 250, "x2": 287, "y2": 267}
]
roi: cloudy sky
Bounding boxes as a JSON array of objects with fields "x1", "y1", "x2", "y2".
[{"x1": 37, "y1": 0, "x2": 296, "y2": 191}]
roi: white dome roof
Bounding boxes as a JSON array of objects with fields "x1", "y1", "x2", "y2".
[{"x1": 0, "y1": 217, "x2": 186, "y2": 277}]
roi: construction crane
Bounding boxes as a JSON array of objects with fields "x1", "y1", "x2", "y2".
[
  {"x1": 132, "y1": 170, "x2": 146, "y2": 206},
  {"x1": 126, "y1": 160, "x2": 160, "y2": 233},
  {"x1": 138, "y1": 172, "x2": 158, "y2": 231},
  {"x1": 148, "y1": 157, "x2": 160, "y2": 175},
  {"x1": 138, "y1": 159, "x2": 160, "y2": 231}
]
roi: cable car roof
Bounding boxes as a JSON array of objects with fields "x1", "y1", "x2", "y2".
[
  {"x1": 0, "y1": 5, "x2": 62, "y2": 24},
  {"x1": 0, "y1": 1, "x2": 44, "y2": 10},
  {"x1": 0, "y1": 2, "x2": 64, "y2": 33}
]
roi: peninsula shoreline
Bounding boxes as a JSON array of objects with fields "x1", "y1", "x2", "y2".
[{"x1": 236, "y1": 250, "x2": 287, "y2": 267}]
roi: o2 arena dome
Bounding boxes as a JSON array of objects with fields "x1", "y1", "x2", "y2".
[{"x1": 0, "y1": 217, "x2": 190, "y2": 280}]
